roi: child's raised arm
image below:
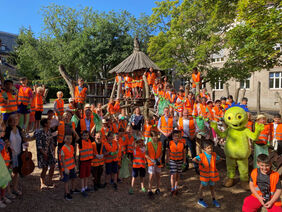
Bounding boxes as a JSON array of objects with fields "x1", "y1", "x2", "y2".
[{"x1": 192, "y1": 157, "x2": 199, "y2": 164}]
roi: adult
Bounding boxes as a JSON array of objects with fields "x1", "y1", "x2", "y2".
[
  {"x1": 157, "y1": 107, "x2": 174, "y2": 164},
  {"x1": 74, "y1": 78, "x2": 88, "y2": 110},
  {"x1": 17, "y1": 77, "x2": 33, "y2": 130},
  {"x1": 178, "y1": 109, "x2": 198, "y2": 173},
  {"x1": 129, "y1": 107, "x2": 144, "y2": 133},
  {"x1": 191, "y1": 67, "x2": 201, "y2": 94},
  {"x1": 34, "y1": 118, "x2": 56, "y2": 189},
  {"x1": 5, "y1": 114, "x2": 27, "y2": 195},
  {"x1": 0, "y1": 80, "x2": 17, "y2": 123}
]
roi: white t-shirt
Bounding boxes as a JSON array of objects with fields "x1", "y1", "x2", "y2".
[{"x1": 10, "y1": 128, "x2": 22, "y2": 154}]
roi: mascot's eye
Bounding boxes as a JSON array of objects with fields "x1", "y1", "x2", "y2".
[
  {"x1": 237, "y1": 114, "x2": 242, "y2": 119},
  {"x1": 228, "y1": 116, "x2": 231, "y2": 120}
]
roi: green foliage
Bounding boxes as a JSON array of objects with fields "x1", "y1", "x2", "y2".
[
  {"x1": 10, "y1": 4, "x2": 154, "y2": 84},
  {"x1": 148, "y1": 0, "x2": 281, "y2": 84}
]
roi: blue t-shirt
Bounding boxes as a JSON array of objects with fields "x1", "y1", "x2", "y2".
[{"x1": 196, "y1": 152, "x2": 220, "y2": 164}]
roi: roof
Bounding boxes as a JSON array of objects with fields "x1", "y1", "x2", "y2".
[
  {"x1": 109, "y1": 38, "x2": 160, "y2": 74},
  {"x1": 0, "y1": 31, "x2": 17, "y2": 54}
]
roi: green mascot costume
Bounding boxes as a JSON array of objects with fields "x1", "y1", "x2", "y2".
[{"x1": 210, "y1": 104, "x2": 264, "y2": 189}]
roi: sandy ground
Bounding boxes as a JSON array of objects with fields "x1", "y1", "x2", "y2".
[{"x1": 2, "y1": 137, "x2": 253, "y2": 212}]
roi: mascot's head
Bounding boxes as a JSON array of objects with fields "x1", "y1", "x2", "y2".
[{"x1": 224, "y1": 103, "x2": 248, "y2": 130}]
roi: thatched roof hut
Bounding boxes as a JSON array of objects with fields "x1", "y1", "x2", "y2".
[{"x1": 109, "y1": 38, "x2": 160, "y2": 74}]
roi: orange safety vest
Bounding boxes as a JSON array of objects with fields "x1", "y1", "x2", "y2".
[
  {"x1": 200, "y1": 92, "x2": 210, "y2": 99},
  {"x1": 126, "y1": 135, "x2": 134, "y2": 153},
  {"x1": 133, "y1": 146, "x2": 146, "y2": 168},
  {"x1": 246, "y1": 121, "x2": 254, "y2": 132},
  {"x1": 147, "y1": 141, "x2": 162, "y2": 167},
  {"x1": 125, "y1": 74, "x2": 132, "y2": 88},
  {"x1": 17, "y1": 86, "x2": 32, "y2": 106},
  {"x1": 159, "y1": 116, "x2": 173, "y2": 135},
  {"x1": 153, "y1": 84, "x2": 158, "y2": 95},
  {"x1": 111, "y1": 122, "x2": 119, "y2": 134},
  {"x1": 212, "y1": 106, "x2": 223, "y2": 122},
  {"x1": 91, "y1": 141, "x2": 104, "y2": 167},
  {"x1": 143, "y1": 123, "x2": 152, "y2": 138},
  {"x1": 198, "y1": 152, "x2": 219, "y2": 182},
  {"x1": 192, "y1": 103, "x2": 198, "y2": 117},
  {"x1": 60, "y1": 144, "x2": 75, "y2": 171},
  {"x1": 158, "y1": 90, "x2": 165, "y2": 98},
  {"x1": 175, "y1": 95, "x2": 184, "y2": 113},
  {"x1": 104, "y1": 140, "x2": 119, "y2": 163},
  {"x1": 169, "y1": 140, "x2": 184, "y2": 161},
  {"x1": 68, "y1": 104, "x2": 76, "y2": 112},
  {"x1": 57, "y1": 121, "x2": 76, "y2": 144},
  {"x1": 269, "y1": 123, "x2": 282, "y2": 141},
  {"x1": 101, "y1": 127, "x2": 110, "y2": 137},
  {"x1": 35, "y1": 93, "x2": 43, "y2": 112},
  {"x1": 118, "y1": 136, "x2": 127, "y2": 161},
  {"x1": 80, "y1": 118, "x2": 95, "y2": 134},
  {"x1": 150, "y1": 119, "x2": 158, "y2": 132},
  {"x1": 0, "y1": 91, "x2": 17, "y2": 113},
  {"x1": 74, "y1": 86, "x2": 87, "y2": 104},
  {"x1": 30, "y1": 97, "x2": 36, "y2": 115},
  {"x1": 184, "y1": 98, "x2": 194, "y2": 111},
  {"x1": 79, "y1": 139, "x2": 94, "y2": 161},
  {"x1": 1, "y1": 148, "x2": 10, "y2": 167},
  {"x1": 55, "y1": 99, "x2": 64, "y2": 115},
  {"x1": 147, "y1": 72, "x2": 156, "y2": 85},
  {"x1": 206, "y1": 106, "x2": 214, "y2": 120},
  {"x1": 178, "y1": 117, "x2": 195, "y2": 137},
  {"x1": 192, "y1": 72, "x2": 201, "y2": 88},
  {"x1": 256, "y1": 124, "x2": 270, "y2": 145},
  {"x1": 251, "y1": 168, "x2": 282, "y2": 207},
  {"x1": 197, "y1": 103, "x2": 208, "y2": 118},
  {"x1": 118, "y1": 119, "x2": 128, "y2": 130}
]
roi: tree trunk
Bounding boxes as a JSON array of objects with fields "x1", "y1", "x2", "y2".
[
  {"x1": 225, "y1": 83, "x2": 230, "y2": 97},
  {"x1": 257, "y1": 81, "x2": 261, "y2": 114},
  {"x1": 212, "y1": 90, "x2": 215, "y2": 102},
  {"x1": 143, "y1": 74, "x2": 150, "y2": 119},
  {"x1": 117, "y1": 80, "x2": 121, "y2": 100},
  {"x1": 235, "y1": 87, "x2": 240, "y2": 103},
  {"x1": 242, "y1": 88, "x2": 246, "y2": 99},
  {"x1": 58, "y1": 65, "x2": 75, "y2": 98}
]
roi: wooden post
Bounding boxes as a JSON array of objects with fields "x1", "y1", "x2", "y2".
[
  {"x1": 257, "y1": 81, "x2": 261, "y2": 114},
  {"x1": 117, "y1": 80, "x2": 122, "y2": 100},
  {"x1": 143, "y1": 74, "x2": 150, "y2": 119},
  {"x1": 225, "y1": 83, "x2": 230, "y2": 97},
  {"x1": 235, "y1": 87, "x2": 240, "y2": 103},
  {"x1": 110, "y1": 79, "x2": 117, "y2": 100}
]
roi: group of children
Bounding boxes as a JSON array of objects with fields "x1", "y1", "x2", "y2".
[{"x1": 0, "y1": 69, "x2": 282, "y2": 211}]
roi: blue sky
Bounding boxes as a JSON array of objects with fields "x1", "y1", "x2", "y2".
[{"x1": 0, "y1": 0, "x2": 158, "y2": 36}]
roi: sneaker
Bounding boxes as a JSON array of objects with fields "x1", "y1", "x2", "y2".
[
  {"x1": 81, "y1": 191, "x2": 88, "y2": 197},
  {"x1": 141, "y1": 187, "x2": 146, "y2": 193},
  {"x1": 128, "y1": 188, "x2": 134, "y2": 195},
  {"x1": 64, "y1": 194, "x2": 72, "y2": 201},
  {"x1": 0, "y1": 201, "x2": 6, "y2": 208},
  {"x1": 3, "y1": 197, "x2": 12, "y2": 204},
  {"x1": 70, "y1": 189, "x2": 80, "y2": 194},
  {"x1": 6, "y1": 193, "x2": 16, "y2": 199},
  {"x1": 148, "y1": 191, "x2": 154, "y2": 198},
  {"x1": 113, "y1": 183, "x2": 118, "y2": 191},
  {"x1": 212, "y1": 199, "x2": 220, "y2": 208},
  {"x1": 155, "y1": 188, "x2": 160, "y2": 195},
  {"x1": 198, "y1": 199, "x2": 208, "y2": 208}
]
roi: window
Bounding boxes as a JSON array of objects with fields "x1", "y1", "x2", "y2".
[
  {"x1": 269, "y1": 72, "x2": 282, "y2": 89},
  {"x1": 240, "y1": 78, "x2": 250, "y2": 89},
  {"x1": 214, "y1": 80, "x2": 223, "y2": 90}
]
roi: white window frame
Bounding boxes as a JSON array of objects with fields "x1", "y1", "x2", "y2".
[
  {"x1": 269, "y1": 72, "x2": 282, "y2": 89},
  {"x1": 240, "y1": 78, "x2": 250, "y2": 90},
  {"x1": 213, "y1": 80, "x2": 223, "y2": 90}
]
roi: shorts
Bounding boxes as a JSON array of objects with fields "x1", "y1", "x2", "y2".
[
  {"x1": 2, "y1": 112, "x2": 17, "y2": 121},
  {"x1": 17, "y1": 104, "x2": 30, "y2": 114},
  {"x1": 105, "y1": 161, "x2": 118, "y2": 175},
  {"x1": 35, "y1": 111, "x2": 42, "y2": 120},
  {"x1": 62, "y1": 168, "x2": 77, "y2": 182},
  {"x1": 132, "y1": 168, "x2": 146, "y2": 178},
  {"x1": 169, "y1": 159, "x2": 183, "y2": 174},
  {"x1": 201, "y1": 181, "x2": 215, "y2": 186},
  {"x1": 148, "y1": 165, "x2": 161, "y2": 174},
  {"x1": 79, "y1": 160, "x2": 91, "y2": 178}
]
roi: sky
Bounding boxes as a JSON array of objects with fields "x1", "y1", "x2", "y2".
[{"x1": 0, "y1": 0, "x2": 158, "y2": 36}]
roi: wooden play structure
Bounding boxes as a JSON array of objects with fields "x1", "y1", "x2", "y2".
[{"x1": 107, "y1": 38, "x2": 160, "y2": 118}]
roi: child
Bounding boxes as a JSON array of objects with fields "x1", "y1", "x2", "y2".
[
  {"x1": 241, "y1": 97, "x2": 248, "y2": 107},
  {"x1": 146, "y1": 131, "x2": 162, "y2": 197},
  {"x1": 78, "y1": 131, "x2": 93, "y2": 197},
  {"x1": 242, "y1": 154, "x2": 282, "y2": 211},
  {"x1": 104, "y1": 132, "x2": 119, "y2": 190},
  {"x1": 192, "y1": 139, "x2": 221, "y2": 208},
  {"x1": 34, "y1": 86, "x2": 45, "y2": 130},
  {"x1": 91, "y1": 132, "x2": 105, "y2": 191},
  {"x1": 143, "y1": 119, "x2": 152, "y2": 144},
  {"x1": 167, "y1": 130, "x2": 186, "y2": 196},
  {"x1": 67, "y1": 98, "x2": 76, "y2": 114},
  {"x1": 125, "y1": 126, "x2": 134, "y2": 161},
  {"x1": 54, "y1": 91, "x2": 64, "y2": 120},
  {"x1": 270, "y1": 114, "x2": 282, "y2": 155},
  {"x1": 129, "y1": 139, "x2": 146, "y2": 194},
  {"x1": 60, "y1": 134, "x2": 77, "y2": 200}
]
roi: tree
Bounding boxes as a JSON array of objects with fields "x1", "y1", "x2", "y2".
[
  {"x1": 148, "y1": 0, "x2": 281, "y2": 85},
  {"x1": 11, "y1": 4, "x2": 154, "y2": 97}
]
